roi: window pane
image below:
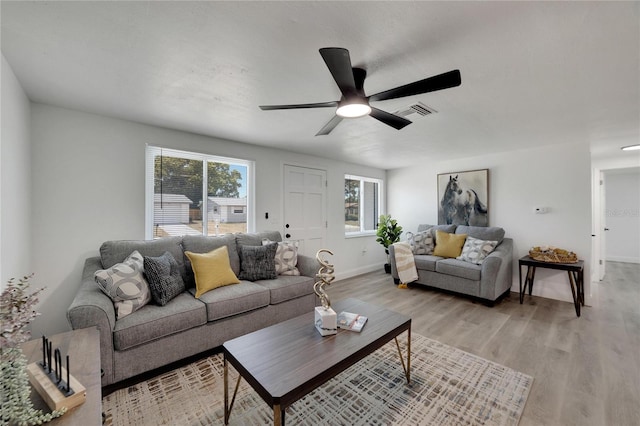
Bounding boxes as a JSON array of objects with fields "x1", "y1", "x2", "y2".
[
  {"x1": 344, "y1": 175, "x2": 382, "y2": 235},
  {"x1": 345, "y1": 178, "x2": 361, "y2": 233},
  {"x1": 363, "y1": 181, "x2": 378, "y2": 231},
  {"x1": 153, "y1": 155, "x2": 202, "y2": 238},
  {"x1": 205, "y1": 161, "x2": 247, "y2": 235},
  {"x1": 147, "y1": 146, "x2": 252, "y2": 239}
]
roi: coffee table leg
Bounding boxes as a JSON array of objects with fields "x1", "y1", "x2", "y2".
[
  {"x1": 224, "y1": 358, "x2": 243, "y2": 425},
  {"x1": 394, "y1": 328, "x2": 411, "y2": 384},
  {"x1": 224, "y1": 357, "x2": 229, "y2": 425},
  {"x1": 274, "y1": 404, "x2": 282, "y2": 426}
]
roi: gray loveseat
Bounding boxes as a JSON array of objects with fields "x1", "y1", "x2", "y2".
[
  {"x1": 389, "y1": 224, "x2": 513, "y2": 305},
  {"x1": 67, "y1": 231, "x2": 318, "y2": 387}
]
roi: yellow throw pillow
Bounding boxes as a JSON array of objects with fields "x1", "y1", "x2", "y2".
[
  {"x1": 185, "y1": 246, "x2": 240, "y2": 298},
  {"x1": 433, "y1": 230, "x2": 468, "y2": 258}
]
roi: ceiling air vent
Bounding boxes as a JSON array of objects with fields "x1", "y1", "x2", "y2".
[{"x1": 393, "y1": 102, "x2": 437, "y2": 120}]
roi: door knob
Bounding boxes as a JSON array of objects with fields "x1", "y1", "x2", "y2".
[
  {"x1": 285, "y1": 233, "x2": 291, "y2": 238},
  {"x1": 604, "y1": 228, "x2": 610, "y2": 231},
  {"x1": 285, "y1": 224, "x2": 290, "y2": 228}
]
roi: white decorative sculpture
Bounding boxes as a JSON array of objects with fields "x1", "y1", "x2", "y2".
[{"x1": 314, "y1": 249, "x2": 337, "y2": 336}]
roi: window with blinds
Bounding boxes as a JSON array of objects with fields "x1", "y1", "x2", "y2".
[{"x1": 145, "y1": 146, "x2": 253, "y2": 239}]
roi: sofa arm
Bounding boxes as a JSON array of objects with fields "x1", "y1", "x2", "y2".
[
  {"x1": 296, "y1": 253, "x2": 321, "y2": 280},
  {"x1": 479, "y1": 238, "x2": 513, "y2": 301},
  {"x1": 66, "y1": 256, "x2": 117, "y2": 386}
]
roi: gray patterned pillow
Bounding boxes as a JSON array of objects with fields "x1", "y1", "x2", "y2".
[
  {"x1": 238, "y1": 243, "x2": 277, "y2": 281},
  {"x1": 457, "y1": 236, "x2": 498, "y2": 264},
  {"x1": 144, "y1": 251, "x2": 185, "y2": 306},
  {"x1": 262, "y1": 239, "x2": 300, "y2": 276},
  {"x1": 94, "y1": 250, "x2": 151, "y2": 319},
  {"x1": 406, "y1": 228, "x2": 435, "y2": 255}
]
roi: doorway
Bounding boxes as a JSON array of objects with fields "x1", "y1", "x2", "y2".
[{"x1": 283, "y1": 165, "x2": 327, "y2": 257}]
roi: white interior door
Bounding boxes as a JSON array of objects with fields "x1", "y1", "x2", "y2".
[{"x1": 283, "y1": 165, "x2": 327, "y2": 257}]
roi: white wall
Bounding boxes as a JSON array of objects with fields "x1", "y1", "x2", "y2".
[
  {"x1": 1, "y1": 54, "x2": 32, "y2": 287},
  {"x1": 604, "y1": 169, "x2": 640, "y2": 263},
  {"x1": 29, "y1": 103, "x2": 387, "y2": 336},
  {"x1": 388, "y1": 142, "x2": 592, "y2": 304}
]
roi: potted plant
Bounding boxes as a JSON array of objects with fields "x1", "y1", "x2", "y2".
[{"x1": 376, "y1": 214, "x2": 403, "y2": 273}]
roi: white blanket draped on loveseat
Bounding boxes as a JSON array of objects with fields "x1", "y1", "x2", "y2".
[{"x1": 392, "y1": 241, "x2": 418, "y2": 284}]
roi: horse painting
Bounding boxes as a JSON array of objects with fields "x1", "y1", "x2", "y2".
[{"x1": 440, "y1": 174, "x2": 488, "y2": 226}]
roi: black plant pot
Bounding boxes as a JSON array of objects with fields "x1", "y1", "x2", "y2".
[{"x1": 384, "y1": 263, "x2": 391, "y2": 274}]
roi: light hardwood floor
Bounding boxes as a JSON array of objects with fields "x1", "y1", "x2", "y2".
[{"x1": 329, "y1": 261, "x2": 640, "y2": 426}]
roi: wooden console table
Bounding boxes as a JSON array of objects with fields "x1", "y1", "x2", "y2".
[
  {"x1": 519, "y1": 255, "x2": 585, "y2": 317},
  {"x1": 20, "y1": 327, "x2": 102, "y2": 425}
]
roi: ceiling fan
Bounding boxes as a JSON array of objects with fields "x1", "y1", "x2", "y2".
[{"x1": 259, "y1": 47, "x2": 461, "y2": 136}]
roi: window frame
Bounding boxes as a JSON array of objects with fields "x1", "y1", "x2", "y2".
[
  {"x1": 145, "y1": 145, "x2": 255, "y2": 239},
  {"x1": 344, "y1": 174, "x2": 384, "y2": 237}
]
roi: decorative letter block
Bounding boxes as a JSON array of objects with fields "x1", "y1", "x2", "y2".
[{"x1": 315, "y1": 306, "x2": 337, "y2": 336}]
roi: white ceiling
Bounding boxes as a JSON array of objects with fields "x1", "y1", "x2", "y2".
[{"x1": 2, "y1": 1, "x2": 638, "y2": 170}]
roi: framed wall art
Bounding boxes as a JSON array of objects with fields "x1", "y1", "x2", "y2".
[{"x1": 437, "y1": 169, "x2": 489, "y2": 226}]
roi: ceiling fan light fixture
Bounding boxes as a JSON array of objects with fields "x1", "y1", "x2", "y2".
[
  {"x1": 621, "y1": 144, "x2": 640, "y2": 151},
  {"x1": 336, "y1": 99, "x2": 371, "y2": 118}
]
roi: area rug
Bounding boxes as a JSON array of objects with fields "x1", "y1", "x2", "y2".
[{"x1": 102, "y1": 333, "x2": 532, "y2": 425}]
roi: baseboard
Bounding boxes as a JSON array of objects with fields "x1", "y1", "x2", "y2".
[
  {"x1": 606, "y1": 256, "x2": 640, "y2": 264},
  {"x1": 335, "y1": 264, "x2": 384, "y2": 281}
]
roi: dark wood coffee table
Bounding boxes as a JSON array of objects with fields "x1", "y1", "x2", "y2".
[{"x1": 223, "y1": 298, "x2": 411, "y2": 426}]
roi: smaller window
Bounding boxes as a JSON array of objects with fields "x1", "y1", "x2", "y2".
[{"x1": 345, "y1": 174, "x2": 382, "y2": 235}]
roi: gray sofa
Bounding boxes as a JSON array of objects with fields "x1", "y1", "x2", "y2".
[
  {"x1": 389, "y1": 224, "x2": 513, "y2": 305},
  {"x1": 67, "y1": 231, "x2": 318, "y2": 387}
]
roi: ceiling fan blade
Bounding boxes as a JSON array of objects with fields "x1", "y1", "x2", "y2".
[
  {"x1": 368, "y1": 70, "x2": 461, "y2": 102},
  {"x1": 316, "y1": 115, "x2": 344, "y2": 136},
  {"x1": 319, "y1": 48, "x2": 357, "y2": 97},
  {"x1": 259, "y1": 101, "x2": 338, "y2": 110},
  {"x1": 369, "y1": 107, "x2": 412, "y2": 130}
]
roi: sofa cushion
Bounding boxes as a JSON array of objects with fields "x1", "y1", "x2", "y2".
[
  {"x1": 94, "y1": 250, "x2": 151, "y2": 319},
  {"x1": 417, "y1": 224, "x2": 457, "y2": 234},
  {"x1": 433, "y1": 231, "x2": 467, "y2": 258},
  {"x1": 436, "y1": 258, "x2": 482, "y2": 281},
  {"x1": 144, "y1": 252, "x2": 185, "y2": 306},
  {"x1": 113, "y1": 292, "x2": 207, "y2": 351},
  {"x1": 238, "y1": 243, "x2": 278, "y2": 281},
  {"x1": 236, "y1": 230, "x2": 282, "y2": 248},
  {"x1": 263, "y1": 239, "x2": 300, "y2": 276},
  {"x1": 457, "y1": 236, "x2": 499, "y2": 265},
  {"x1": 413, "y1": 254, "x2": 443, "y2": 272},
  {"x1": 455, "y1": 225, "x2": 505, "y2": 244},
  {"x1": 254, "y1": 275, "x2": 315, "y2": 304},
  {"x1": 189, "y1": 281, "x2": 270, "y2": 321},
  {"x1": 182, "y1": 234, "x2": 239, "y2": 285},
  {"x1": 406, "y1": 230, "x2": 435, "y2": 255},
  {"x1": 185, "y1": 246, "x2": 240, "y2": 298},
  {"x1": 100, "y1": 237, "x2": 187, "y2": 282}
]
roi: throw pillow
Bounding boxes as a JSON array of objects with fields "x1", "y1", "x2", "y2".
[
  {"x1": 433, "y1": 230, "x2": 468, "y2": 258},
  {"x1": 144, "y1": 251, "x2": 185, "y2": 306},
  {"x1": 94, "y1": 250, "x2": 151, "y2": 319},
  {"x1": 457, "y1": 236, "x2": 499, "y2": 265},
  {"x1": 262, "y1": 238, "x2": 300, "y2": 276},
  {"x1": 238, "y1": 242, "x2": 278, "y2": 281},
  {"x1": 185, "y1": 246, "x2": 240, "y2": 298},
  {"x1": 406, "y1": 228, "x2": 435, "y2": 255}
]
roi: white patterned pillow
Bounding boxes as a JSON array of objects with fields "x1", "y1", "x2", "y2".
[
  {"x1": 406, "y1": 229, "x2": 435, "y2": 255},
  {"x1": 94, "y1": 250, "x2": 151, "y2": 319},
  {"x1": 262, "y1": 239, "x2": 300, "y2": 276},
  {"x1": 457, "y1": 236, "x2": 499, "y2": 265}
]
